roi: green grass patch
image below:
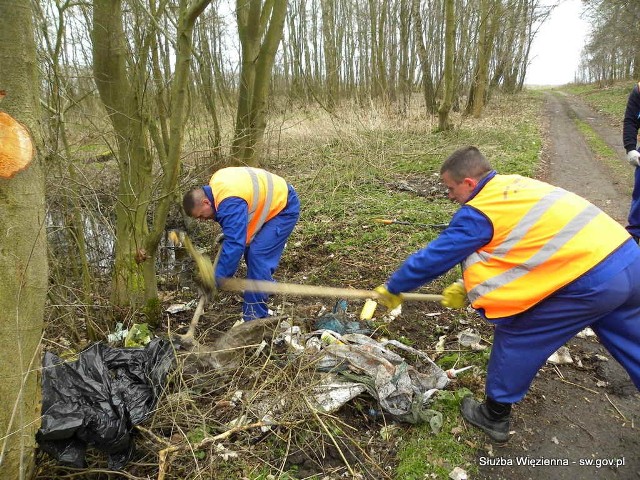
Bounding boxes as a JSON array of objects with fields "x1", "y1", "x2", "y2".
[
  {"x1": 437, "y1": 349, "x2": 492, "y2": 372},
  {"x1": 395, "y1": 388, "x2": 477, "y2": 479},
  {"x1": 574, "y1": 119, "x2": 617, "y2": 158},
  {"x1": 574, "y1": 118, "x2": 633, "y2": 196},
  {"x1": 562, "y1": 81, "x2": 633, "y2": 120},
  {"x1": 281, "y1": 91, "x2": 544, "y2": 286}
]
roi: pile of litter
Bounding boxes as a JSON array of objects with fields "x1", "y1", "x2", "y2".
[{"x1": 179, "y1": 301, "x2": 451, "y2": 431}]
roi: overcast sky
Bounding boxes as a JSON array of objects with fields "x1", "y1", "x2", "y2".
[{"x1": 526, "y1": 0, "x2": 590, "y2": 86}]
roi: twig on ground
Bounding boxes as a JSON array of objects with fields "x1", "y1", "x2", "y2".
[
  {"x1": 557, "y1": 377, "x2": 598, "y2": 394},
  {"x1": 604, "y1": 393, "x2": 627, "y2": 421},
  {"x1": 306, "y1": 398, "x2": 356, "y2": 477},
  {"x1": 553, "y1": 365, "x2": 564, "y2": 379},
  {"x1": 563, "y1": 414, "x2": 595, "y2": 439}
]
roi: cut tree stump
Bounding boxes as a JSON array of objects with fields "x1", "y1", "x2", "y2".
[{"x1": 0, "y1": 110, "x2": 35, "y2": 179}]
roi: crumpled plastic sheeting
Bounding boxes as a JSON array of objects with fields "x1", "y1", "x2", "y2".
[
  {"x1": 316, "y1": 333, "x2": 449, "y2": 426},
  {"x1": 36, "y1": 338, "x2": 175, "y2": 470}
]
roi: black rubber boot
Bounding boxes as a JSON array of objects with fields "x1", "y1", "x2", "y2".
[{"x1": 461, "y1": 397, "x2": 511, "y2": 443}]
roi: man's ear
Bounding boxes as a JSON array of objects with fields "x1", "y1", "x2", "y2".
[{"x1": 463, "y1": 177, "x2": 478, "y2": 189}]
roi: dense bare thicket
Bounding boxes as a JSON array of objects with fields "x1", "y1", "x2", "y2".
[
  {"x1": 577, "y1": 0, "x2": 640, "y2": 84},
  {"x1": 32, "y1": 0, "x2": 546, "y2": 330}
]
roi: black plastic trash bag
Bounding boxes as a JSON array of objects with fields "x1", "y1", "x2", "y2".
[{"x1": 36, "y1": 337, "x2": 175, "y2": 470}]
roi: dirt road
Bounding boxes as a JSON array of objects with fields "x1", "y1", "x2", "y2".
[{"x1": 477, "y1": 91, "x2": 640, "y2": 480}]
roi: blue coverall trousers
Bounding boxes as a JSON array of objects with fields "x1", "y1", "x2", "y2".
[
  {"x1": 628, "y1": 165, "x2": 640, "y2": 240},
  {"x1": 485, "y1": 240, "x2": 640, "y2": 403},
  {"x1": 242, "y1": 185, "x2": 300, "y2": 321}
]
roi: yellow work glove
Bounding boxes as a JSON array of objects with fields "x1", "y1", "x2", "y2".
[
  {"x1": 441, "y1": 279, "x2": 466, "y2": 309},
  {"x1": 374, "y1": 285, "x2": 404, "y2": 310}
]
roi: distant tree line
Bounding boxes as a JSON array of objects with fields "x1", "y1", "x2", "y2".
[{"x1": 577, "y1": 0, "x2": 640, "y2": 84}]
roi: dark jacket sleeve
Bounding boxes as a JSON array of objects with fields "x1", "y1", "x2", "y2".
[{"x1": 623, "y1": 83, "x2": 640, "y2": 153}]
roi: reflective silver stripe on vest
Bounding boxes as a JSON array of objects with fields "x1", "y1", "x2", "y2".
[
  {"x1": 466, "y1": 202, "x2": 602, "y2": 304},
  {"x1": 464, "y1": 188, "x2": 568, "y2": 269},
  {"x1": 245, "y1": 167, "x2": 275, "y2": 242}
]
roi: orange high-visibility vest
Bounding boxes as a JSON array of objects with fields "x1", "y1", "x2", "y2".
[
  {"x1": 210, "y1": 167, "x2": 289, "y2": 244},
  {"x1": 463, "y1": 175, "x2": 630, "y2": 318}
]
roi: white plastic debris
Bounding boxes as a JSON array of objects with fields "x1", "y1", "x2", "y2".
[
  {"x1": 383, "y1": 304, "x2": 403, "y2": 322},
  {"x1": 457, "y1": 328, "x2": 486, "y2": 350},
  {"x1": 260, "y1": 413, "x2": 276, "y2": 432},
  {"x1": 310, "y1": 375, "x2": 368, "y2": 413},
  {"x1": 215, "y1": 443, "x2": 238, "y2": 460},
  {"x1": 547, "y1": 346, "x2": 573, "y2": 365},
  {"x1": 449, "y1": 466, "x2": 468, "y2": 480},
  {"x1": 226, "y1": 414, "x2": 249, "y2": 429},
  {"x1": 166, "y1": 299, "x2": 197, "y2": 314},
  {"x1": 576, "y1": 327, "x2": 596, "y2": 338},
  {"x1": 446, "y1": 366, "x2": 473, "y2": 379},
  {"x1": 274, "y1": 324, "x2": 305, "y2": 352},
  {"x1": 166, "y1": 303, "x2": 189, "y2": 314},
  {"x1": 106, "y1": 322, "x2": 128, "y2": 343},
  {"x1": 305, "y1": 336, "x2": 322, "y2": 353}
]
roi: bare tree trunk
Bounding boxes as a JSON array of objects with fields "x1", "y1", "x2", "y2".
[
  {"x1": 438, "y1": 0, "x2": 455, "y2": 131},
  {"x1": 412, "y1": 0, "x2": 437, "y2": 114},
  {"x1": 466, "y1": 0, "x2": 500, "y2": 117},
  {"x1": 398, "y1": 0, "x2": 412, "y2": 112},
  {"x1": 232, "y1": 0, "x2": 287, "y2": 165},
  {"x1": 0, "y1": 1, "x2": 47, "y2": 477},
  {"x1": 321, "y1": 0, "x2": 338, "y2": 109},
  {"x1": 194, "y1": 18, "x2": 223, "y2": 159},
  {"x1": 93, "y1": 0, "x2": 154, "y2": 310}
]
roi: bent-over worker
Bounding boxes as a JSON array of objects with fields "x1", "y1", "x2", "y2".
[
  {"x1": 375, "y1": 146, "x2": 640, "y2": 442},
  {"x1": 183, "y1": 167, "x2": 300, "y2": 321}
]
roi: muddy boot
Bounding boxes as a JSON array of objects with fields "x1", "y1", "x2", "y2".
[{"x1": 461, "y1": 396, "x2": 511, "y2": 443}]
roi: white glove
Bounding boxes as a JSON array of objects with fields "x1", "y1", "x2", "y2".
[{"x1": 627, "y1": 150, "x2": 640, "y2": 167}]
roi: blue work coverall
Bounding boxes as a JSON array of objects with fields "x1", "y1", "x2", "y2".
[
  {"x1": 203, "y1": 184, "x2": 300, "y2": 321},
  {"x1": 386, "y1": 171, "x2": 640, "y2": 403}
]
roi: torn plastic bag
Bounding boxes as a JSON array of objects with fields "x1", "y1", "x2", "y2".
[
  {"x1": 316, "y1": 339, "x2": 448, "y2": 425},
  {"x1": 36, "y1": 338, "x2": 175, "y2": 470}
]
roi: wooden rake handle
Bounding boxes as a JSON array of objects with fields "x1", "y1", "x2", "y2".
[{"x1": 219, "y1": 277, "x2": 443, "y2": 303}]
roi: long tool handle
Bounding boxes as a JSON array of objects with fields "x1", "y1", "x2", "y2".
[{"x1": 220, "y1": 277, "x2": 443, "y2": 303}]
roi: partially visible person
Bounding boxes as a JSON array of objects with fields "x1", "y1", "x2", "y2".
[
  {"x1": 183, "y1": 167, "x2": 299, "y2": 321},
  {"x1": 375, "y1": 146, "x2": 640, "y2": 442},
  {"x1": 623, "y1": 81, "x2": 640, "y2": 243}
]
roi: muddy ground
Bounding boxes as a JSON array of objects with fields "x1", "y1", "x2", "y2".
[{"x1": 473, "y1": 92, "x2": 640, "y2": 480}]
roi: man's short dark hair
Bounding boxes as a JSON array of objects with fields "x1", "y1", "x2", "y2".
[
  {"x1": 440, "y1": 146, "x2": 492, "y2": 182},
  {"x1": 182, "y1": 188, "x2": 202, "y2": 216}
]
